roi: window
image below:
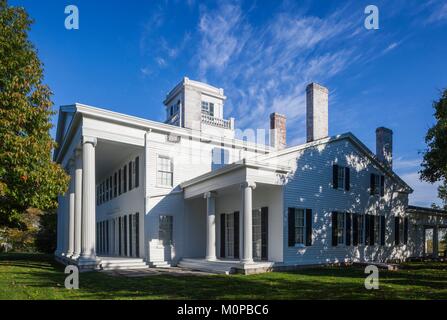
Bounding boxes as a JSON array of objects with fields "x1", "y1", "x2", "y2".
[
  {"x1": 337, "y1": 166, "x2": 345, "y2": 190},
  {"x1": 294, "y1": 209, "x2": 305, "y2": 245},
  {"x1": 201, "y1": 101, "x2": 215, "y2": 116},
  {"x1": 157, "y1": 156, "x2": 173, "y2": 187},
  {"x1": 337, "y1": 213, "x2": 345, "y2": 245},
  {"x1": 370, "y1": 173, "x2": 385, "y2": 196},
  {"x1": 159, "y1": 215, "x2": 173, "y2": 245},
  {"x1": 109, "y1": 176, "x2": 112, "y2": 199},
  {"x1": 333, "y1": 165, "x2": 350, "y2": 191},
  {"x1": 118, "y1": 169, "x2": 122, "y2": 195},
  {"x1": 374, "y1": 215, "x2": 380, "y2": 244},
  {"x1": 96, "y1": 186, "x2": 100, "y2": 205},
  {"x1": 358, "y1": 214, "x2": 364, "y2": 245},
  {"x1": 288, "y1": 208, "x2": 312, "y2": 247}
]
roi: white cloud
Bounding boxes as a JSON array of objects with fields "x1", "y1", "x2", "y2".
[
  {"x1": 427, "y1": 2, "x2": 447, "y2": 23},
  {"x1": 400, "y1": 172, "x2": 442, "y2": 207}
]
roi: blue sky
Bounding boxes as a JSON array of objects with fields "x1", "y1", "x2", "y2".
[{"x1": 11, "y1": 0, "x2": 447, "y2": 206}]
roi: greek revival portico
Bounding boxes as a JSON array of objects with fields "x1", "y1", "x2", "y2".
[
  {"x1": 55, "y1": 136, "x2": 98, "y2": 269},
  {"x1": 181, "y1": 160, "x2": 290, "y2": 266}
]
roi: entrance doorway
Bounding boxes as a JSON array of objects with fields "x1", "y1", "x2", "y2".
[{"x1": 424, "y1": 227, "x2": 434, "y2": 256}]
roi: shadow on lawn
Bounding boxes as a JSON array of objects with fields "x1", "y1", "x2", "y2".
[{"x1": 1, "y1": 253, "x2": 446, "y2": 300}]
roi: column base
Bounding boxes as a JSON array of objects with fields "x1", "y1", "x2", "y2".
[
  {"x1": 77, "y1": 256, "x2": 99, "y2": 272},
  {"x1": 206, "y1": 256, "x2": 217, "y2": 261},
  {"x1": 240, "y1": 258, "x2": 254, "y2": 264}
]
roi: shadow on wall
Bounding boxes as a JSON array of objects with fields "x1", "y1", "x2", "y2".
[{"x1": 280, "y1": 138, "x2": 410, "y2": 264}]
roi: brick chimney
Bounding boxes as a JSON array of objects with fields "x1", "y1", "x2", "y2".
[
  {"x1": 306, "y1": 83, "x2": 329, "y2": 142},
  {"x1": 270, "y1": 113, "x2": 286, "y2": 150},
  {"x1": 376, "y1": 127, "x2": 393, "y2": 168}
]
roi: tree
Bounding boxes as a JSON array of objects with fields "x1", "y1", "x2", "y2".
[
  {"x1": 420, "y1": 88, "x2": 447, "y2": 210},
  {"x1": 0, "y1": 0, "x2": 69, "y2": 228}
]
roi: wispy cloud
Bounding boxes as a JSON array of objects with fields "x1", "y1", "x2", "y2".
[{"x1": 400, "y1": 172, "x2": 441, "y2": 207}]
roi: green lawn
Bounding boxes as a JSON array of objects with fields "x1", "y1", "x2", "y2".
[{"x1": 0, "y1": 253, "x2": 446, "y2": 300}]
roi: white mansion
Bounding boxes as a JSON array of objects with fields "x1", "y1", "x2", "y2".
[{"x1": 54, "y1": 77, "x2": 447, "y2": 273}]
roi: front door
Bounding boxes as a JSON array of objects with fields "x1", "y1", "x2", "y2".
[
  {"x1": 220, "y1": 208, "x2": 268, "y2": 261},
  {"x1": 424, "y1": 227, "x2": 434, "y2": 256}
]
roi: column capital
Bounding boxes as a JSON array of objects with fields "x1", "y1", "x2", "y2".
[
  {"x1": 204, "y1": 191, "x2": 217, "y2": 199},
  {"x1": 240, "y1": 181, "x2": 256, "y2": 190},
  {"x1": 82, "y1": 136, "x2": 97, "y2": 147}
]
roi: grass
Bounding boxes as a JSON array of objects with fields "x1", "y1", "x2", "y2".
[{"x1": 0, "y1": 253, "x2": 446, "y2": 300}]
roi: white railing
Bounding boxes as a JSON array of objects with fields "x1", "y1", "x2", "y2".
[{"x1": 201, "y1": 113, "x2": 232, "y2": 129}]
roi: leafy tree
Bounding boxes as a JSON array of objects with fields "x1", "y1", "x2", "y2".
[
  {"x1": 420, "y1": 89, "x2": 447, "y2": 210},
  {"x1": 0, "y1": 0, "x2": 69, "y2": 228}
]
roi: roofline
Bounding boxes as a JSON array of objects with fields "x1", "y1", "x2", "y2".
[
  {"x1": 257, "y1": 132, "x2": 413, "y2": 193},
  {"x1": 54, "y1": 103, "x2": 273, "y2": 163},
  {"x1": 163, "y1": 77, "x2": 226, "y2": 105},
  {"x1": 180, "y1": 159, "x2": 291, "y2": 189},
  {"x1": 407, "y1": 205, "x2": 447, "y2": 216}
]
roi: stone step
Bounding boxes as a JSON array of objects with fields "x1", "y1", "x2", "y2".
[
  {"x1": 148, "y1": 261, "x2": 172, "y2": 268},
  {"x1": 178, "y1": 260, "x2": 233, "y2": 275},
  {"x1": 101, "y1": 264, "x2": 149, "y2": 271}
]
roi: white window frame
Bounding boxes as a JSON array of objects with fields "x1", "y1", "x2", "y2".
[
  {"x1": 294, "y1": 208, "x2": 305, "y2": 246},
  {"x1": 337, "y1": 166, "x2": 345, "y2": 190},
  {"x1": 156, "y1": 155, "x2": 173, "y2": 188},
  {"x1": 337, "y1": 212, "x2": 345, "y2": 245},
  {"x1": 201, "y1": 101, "x2": 215, "y2": 117}
]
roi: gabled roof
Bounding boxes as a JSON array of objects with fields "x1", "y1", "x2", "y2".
[
  {"x1": 255, "y1": 132, "x2": 413, "y2": 193},
  {"x1": 407, "y1": 205, "x2": 447, "y2": 216}
]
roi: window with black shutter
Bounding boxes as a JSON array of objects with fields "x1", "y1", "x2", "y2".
[
  {"x1": 128, "y1": 162, "x2": 133, "y2": 191},
  {"x1": 380, "y1": 175, "x2": 385, "y2": 197},
  {"x1": 123, "y1": 165, "x2": 127, "y2": 193},
  {"x1": 261, "y1": 207, "x2": 268, "y2": 260},
  {"x1": 135, "y1": 212, "x2": 140, "y2": 257},
  {"x1": 369, "y1": 215, "x2": 375, "y2": 245},
  {"x1": 234, "y1": 211, "x2": 239, "y2": 258}
]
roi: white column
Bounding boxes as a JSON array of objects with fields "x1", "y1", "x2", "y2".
[
  {"x1": 61, "y1": 193, "x2": 68, "y2": 257},
  {"x1": 72, "y1": 149, "x2": 82, "y2": 259},
  {"x1": 78, "y1": 136, "x2": 97, "y2": 266},
  {"x1": 66, "y1": 160, "x2": 75, "y2": 257},
  {"x1": 205, "y1": 191, "x2": 217, "y2": 261},
  {"x1": 241, "y1": 182, "x2": 256, "y2": 264}
]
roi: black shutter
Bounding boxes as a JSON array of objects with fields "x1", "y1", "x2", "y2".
[
  {"x1": 352, "y1": 214, "x2": 359, "y2": 246},
  {"x1": 345, "y1": 167, "x2": 350, "y2": 191},
  {"x1": 345, "y1": 213, "x2": 352, "y2": 246},
  {"x1": 234, "y1": 211, "x2": 239, "y2": 258},
  {"x1": 394, "y1": 217, "x2": 400, "y2": 245},
  {"x1": 118, "y1": 169, "x2": 122, "y2": 195},
  {"x1": 332, "y1": 211, "x2": 338, "y2": 246},
  {"x1": 380, "y1": 215, "x2": 386, "y2": 245},
  {"x1": 370, "y1": 174, "x2": 376, "y2": 195},
  {"x1": 118, "y1": 217, "x2": 122, "y2": 256},
  {"x1": 261, "y1": 207, "x2": 268, "y2": 260},
  {"x1": 124, "y1": 215, "x2": 128, "y2": 256},
  {"x1": 129, "y1": 215, "x2": 133, "y2": 256},
  {"x1": 288, "y1": 208, "x2": 295, "y2": 247},
  {"x1": 305, "y1": 209, "x2": 312, "y2": 246},
  {"x1": 380, "y1": 175, "x2": 385, "y2": 197},
  {"x1": 123, "y1": 165, "x2": 127, "y2": 193},
  {"x1": 220, "y1": 214, "x2": 226, "y2": 258},
  {"x1": 129, "y1": 162, "x2": 133, "y2": 191},
  {"x1": 404, "y1": 217, "x2": 409, "y2": 245},
  {"x1": 365, "y1": 214, "x2": 370, "y2": 245},
  {"x1": 106, "y1": 220, "x2": 109, "y2": 254},
  {"x1": 135, "y1": 157, "x2": 140, "y2": 188},
  {"x1": 370, "y1": 215, "x2": 375, "y2": 245},
  {"x1": 333, "y1": 165, "x2": 339, "y2": 189},
  {"x1": 135, "y1": 213, "x2": 140, "y2": 257}
]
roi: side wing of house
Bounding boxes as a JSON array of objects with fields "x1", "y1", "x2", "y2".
[{"x1": 264, "y1": 135, "x2": 413, "y2": 265}]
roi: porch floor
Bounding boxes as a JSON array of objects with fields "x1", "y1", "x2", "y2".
[{"x1": 178, "y1": 258, "x2": 275, "y2": 275}]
